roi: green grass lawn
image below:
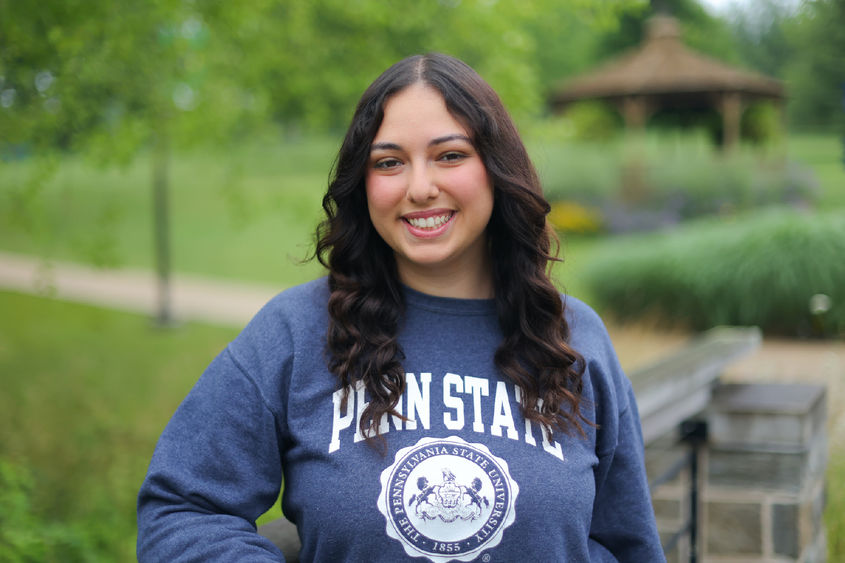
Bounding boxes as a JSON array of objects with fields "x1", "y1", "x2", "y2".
[
  {"x1": 0, "y1": 291, "x2": 241, "y2": 561},
  {"x1": 0, "y1": 134, "x2": 338, "y2": 287},
  {"x1": 786, "y1": 133, "x2": 845, "y2": 208}
]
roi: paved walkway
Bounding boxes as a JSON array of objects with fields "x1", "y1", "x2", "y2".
[{"x1": 0, "y1": 251, "x2": 281, "y2": 326}]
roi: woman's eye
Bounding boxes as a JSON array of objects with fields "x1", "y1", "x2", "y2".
[
  {"x1": 374, "y1": 158, "x2": 402, "y2": 169},
  {"x1": 439, "y1": 151, "x2": 466, "y2": 163}
]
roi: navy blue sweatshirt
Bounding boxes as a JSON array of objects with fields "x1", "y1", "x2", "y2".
[{"x1": 137, "y1": 278, "x2": 664, "y2": 562}]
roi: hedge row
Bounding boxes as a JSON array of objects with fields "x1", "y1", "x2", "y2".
[{"x1": 581, "y1": 209, "x2": 845, "y2": 337}]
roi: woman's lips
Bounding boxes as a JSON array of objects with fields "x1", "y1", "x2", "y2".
[{"x1": 402, "y1": 210, "x2": 455, "y2": 238}]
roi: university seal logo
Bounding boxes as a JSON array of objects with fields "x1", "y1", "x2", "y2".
[{"x1": 377, "y1": 436, "x2": 519, "y2": 562}]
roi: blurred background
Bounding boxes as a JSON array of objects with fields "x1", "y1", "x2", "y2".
[{"x1": 1, "y1": 0, "x2": 843, "y2": 560}]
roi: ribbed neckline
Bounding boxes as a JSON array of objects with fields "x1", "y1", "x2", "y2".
[{"x1": 402, "y1": 284, "x2": 497, "y2": 317}]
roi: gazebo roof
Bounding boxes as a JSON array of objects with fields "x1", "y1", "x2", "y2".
[{"x1": 552, "y1": 15, "x2": 784, "y2": 106}]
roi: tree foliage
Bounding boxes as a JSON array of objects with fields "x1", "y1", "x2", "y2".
[
  {"x1": 0, "y1": 0, "x2": 644, "y2": 153},
  {"x1": 722, "y1": 0, "x2": 796, "y2": 79},
  {"x1": 592, "y1": 0, "x2": 738, "y2": 64},
  {"x1": 719, "y1": 0, "x2": 845, "y2": 133},
  {"x1": 783, "y1": 0, "x2": 845, "y2": 132},
  {"x1": 0, "y1": 0, "x2": 270, "y2": 159}
]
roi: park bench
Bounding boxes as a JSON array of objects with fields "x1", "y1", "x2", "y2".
[{"x1": 257, "y1": 326, "x2": 765, "y2": 561}]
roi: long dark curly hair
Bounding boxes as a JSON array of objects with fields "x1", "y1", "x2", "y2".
[{"x1": 314, "y1": 53, "x2": 588, "y2": 446}]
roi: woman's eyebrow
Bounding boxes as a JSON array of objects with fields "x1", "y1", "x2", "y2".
[
  {"x1": 429, "y1": 134, "x2": 471, "y2": 147},
  {"x1": 370, "y1": 141, "x2": 402, "y2": 152},
  {"x1": 371, "y1": 134, "x2": 471, "y2": 153}
]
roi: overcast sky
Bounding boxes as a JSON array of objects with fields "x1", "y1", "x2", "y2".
[
  {"x1": 697, "y1": 0, "x2": 801, "y2": 16},
  {"x1": 698, "y1": 0, "x2": 745, "y2": 14}
]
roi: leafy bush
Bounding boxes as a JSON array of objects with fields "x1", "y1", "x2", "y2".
[
  {"x1": 563, "y1": 101, "x2": 622, "y2": 142},
  {"x1": 582, "y1": 209, "x2": 845, "y2": 337},
  {"x1": 0, "y1": 459, "x2": 90, "y2": 562},
  {"x1": 741, "y1": 101, "x2": 784, "y2": 145},
  {"x1": 534, "y1": 132, "x2": 818, "y2": 233}
]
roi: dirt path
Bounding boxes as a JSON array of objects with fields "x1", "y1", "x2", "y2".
[{"x1": 3, "y1": 250, "x2": 843, "y2": 444}]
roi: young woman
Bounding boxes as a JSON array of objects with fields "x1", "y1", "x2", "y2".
[{"x1": 138, "y1": 53, "x2": 664, "y2": 562}]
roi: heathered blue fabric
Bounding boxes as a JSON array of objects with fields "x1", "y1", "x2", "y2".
[{"x1": 137, "y1": 278, "x2": 665, "y2": 562}]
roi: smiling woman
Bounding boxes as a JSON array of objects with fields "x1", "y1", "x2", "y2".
[
  {"x1": 365, "y1": 84, "x2": 494, "y2": 298},
  {"x1": 137, "y1": 53, "x2": 665, "y2": 562}
]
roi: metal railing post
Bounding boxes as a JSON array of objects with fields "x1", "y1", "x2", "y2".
[{"x1": 679, "y1": 420, "x2": 707, "y2": 563}]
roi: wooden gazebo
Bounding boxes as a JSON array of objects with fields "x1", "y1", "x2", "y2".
[{"x1": 551, "y1": 15, "x2": 785, "y2": 147}]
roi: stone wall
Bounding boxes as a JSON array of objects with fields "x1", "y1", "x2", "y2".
[{"x1": 646, "y1": 382, "x2": 828, "y2": 563}]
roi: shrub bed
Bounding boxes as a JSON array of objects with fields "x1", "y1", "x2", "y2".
[
  {"x1": 582, "y1": 209, "x2": 845, "y2": 337},
  {"x1": 533, "y1": 133, "x2": 818, "y2": 233}
]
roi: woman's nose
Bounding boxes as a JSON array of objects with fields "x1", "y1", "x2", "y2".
[{"x1": 406, "y1": 164, "x2": 439, "y2": 203}]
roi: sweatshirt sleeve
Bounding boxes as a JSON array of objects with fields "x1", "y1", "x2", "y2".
[
  {"x1": 588, "y1": 380, "x2": 665, "y2": 562},
  {"x1": 567, "y1": 298, "x2": 665, "y2": 562},
  {"x1": 136, "y1": 346, "x2": 286, "y2": 562}
]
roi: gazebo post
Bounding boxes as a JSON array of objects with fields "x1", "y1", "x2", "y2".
[
  {"x1": 776, "y1": 98, "x2": 787, "y2": 138},
  {"x1": 720, "y1": 92, "x2": 743, "y2": 150},
  {"x1": 622, "y1": 96, "x2": 650, "y2": 129}
]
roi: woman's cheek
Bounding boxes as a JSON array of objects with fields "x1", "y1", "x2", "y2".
[{"x1": 366, "y1": 174, "x2": 404, "y2": 211}]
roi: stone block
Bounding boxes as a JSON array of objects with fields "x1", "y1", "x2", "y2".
[
  {"x1": 652, "y1": 498, "x2": 682, "y2": 521},
  {"x1": 661, "y1": 536, "x2": 680, "y2": 563},
  {"x1": 800, "y1": 527, "x2": 827, "y2": 563},
  {"x1": 708, "y1": 383, "x2": 826, "y2": 450},
  {"x1": 658, "y1": 530, "x2": 688, "y2": 563},
  {"x1": 708, "y1": 449, "x2": 807, "y2": 493},
  {"x1": 772, "y1": 502, "x2": 799, "y2": 558},
  {"x1": 811, "y1": 481, "x2": 826, "y2": 537},
  {"x1": 705, "y1": 501, "x2": 761, "y2": 555}
]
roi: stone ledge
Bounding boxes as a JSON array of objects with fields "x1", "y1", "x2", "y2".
[
  {"x1": 631, "y1": 326, "x2": 761, "y2": 444},
  {"x1": 708, "y1": 383, "x2": 826, "y2": 451}
]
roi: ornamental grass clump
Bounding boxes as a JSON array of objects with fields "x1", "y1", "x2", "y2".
[{"x1": 582, "y1": 209, "x2": 845, "y2": 337}]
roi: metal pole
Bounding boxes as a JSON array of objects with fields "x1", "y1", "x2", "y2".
[
  {"x1": 689, "y1": 442, "x2": 699, "y2": 563},
  {"x1": 680, "y1": 420, "x2": 707, "y2": 563}
]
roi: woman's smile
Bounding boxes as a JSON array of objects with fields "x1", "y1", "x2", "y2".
[{"x1": 402, "y1": 209, "x2": 456, "y2": 236}]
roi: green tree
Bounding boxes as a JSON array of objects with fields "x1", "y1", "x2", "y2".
[
  {"x1": 722, "y1": 0, "x2": 797, "y2": 79},
  {"x1": 1, "y1": 0, "x2": 272, "y2": 323},
  {"x1": 528, "y1": 0, "x2": 648, "y2": 104},
  {"x1": 784, "y1": 0, "x2": 845, "y2": 132},
  {"x1": 592, "y1": 0, "x2": 739, "y2": 63}
]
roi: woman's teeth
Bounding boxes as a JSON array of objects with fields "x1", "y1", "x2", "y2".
[{"x1": 407, "y1": 213, "x2": 451, "y2": 229}]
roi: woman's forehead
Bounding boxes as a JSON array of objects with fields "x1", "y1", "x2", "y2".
[{"x1": 374, "y1": 85, "x2": 473, "y2": 146}]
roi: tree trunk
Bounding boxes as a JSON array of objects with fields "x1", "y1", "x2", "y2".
[{"x1": 152, "y1": 124, "x2": 172, "y2": 326}]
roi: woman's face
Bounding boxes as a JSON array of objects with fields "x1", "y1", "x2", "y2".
[{"x1": 365, "y1": 84, "x2": 494, "y2": 296}]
